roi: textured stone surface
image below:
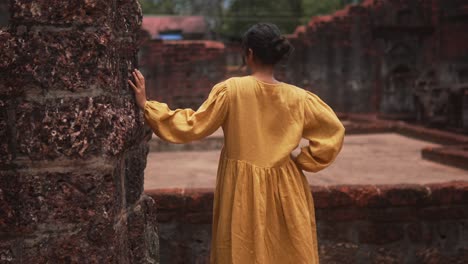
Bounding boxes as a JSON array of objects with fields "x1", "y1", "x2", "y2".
[
  {"x1": 422, "y1": 145, "x2": 468, "y2": 171},
  {"x1": 0, "y1": 167, "x2": 117, "y2": 235},
  {"x1": 0, "y1": 0, "x2": 159, "y2": 263},
  {"x1": 139, "y1": 38, "x2": 226, "y2": 109},
  {"x1": 280, "y1": 0, "x2": 468, "y2": 132},
  {"x1": 148, "y1": 182, "x2": 468, "y2": 263},
  {"x1": 127, "y1": 194, "x2": 160, "y2": 263}
]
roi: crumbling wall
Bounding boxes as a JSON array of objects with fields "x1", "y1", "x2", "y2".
[
  {"x1": 0, "y1": 0, "x2": 159, "y2": 262},
  {"x1": 148, "y1": 182, "x2": 468, "y2": 264},
  {"x1": 283, "y1": 0, "x2": 468, "y2": 129},
  {"x1": 139, "y1": 38, "x2": 226, "y2": 110},
  {"x1": 283, "y1": 4, "x2": 377, "y2": 114}
]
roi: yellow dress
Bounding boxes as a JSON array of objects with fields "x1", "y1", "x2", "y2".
[{"x1": 144, "y1": 75, "x2": 345, "y2": 264}]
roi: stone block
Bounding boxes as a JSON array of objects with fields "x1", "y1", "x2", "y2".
[
  {"x1": 11, "y1": 0, "x2": 114, "y2": 26},
  {"x1": 376, "y1": 184, "x2": 431, "y2": 207},
  {"x1": 318, "y1": 242, "x2": 360, "y2": 264},
  {"x1": 124, "y1": 143, "x2": 149, "y2": 205},
  {"x1": 127, "y1": 194, "x2": 160, "y2": 264},
  {"x1": 426, "y1": 181, "x2": 468, "y2": 206},
  {"x1": 406, "y1": 222, "x2": 434, "y2": 244},
  {"x1": 316, "y1": 207, "x2": 365, "y2": 222},
  {"x1": 1, "y1": 223, "x2": 120, "y2": 263},
  {"x1": 358, "y1": 222, "x2": 405, "y2": 245},
  {"x1": 0, "y1": 168, "x2": 119, "y2": 235},
  {"x1": 1, "y1": 0, "x2": 156, "y2": 262},
  {"x1": 12, "y1": 96, "x2": 142, "y2": 160},
  {"x1": 0, "y1": 28, "x2": 127, "y2": 96}
]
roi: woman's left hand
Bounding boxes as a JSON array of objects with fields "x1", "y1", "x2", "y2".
[{"x1": 128, "y1": 69, "x2": 147, "y2": 110}]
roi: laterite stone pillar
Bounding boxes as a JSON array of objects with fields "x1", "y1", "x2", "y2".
[{"x1": 0, "y1": 0, "x2": 159, "y2": 262}]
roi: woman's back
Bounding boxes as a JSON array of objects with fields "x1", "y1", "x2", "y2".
[
  {"x1": 140, "y1": 22, "x2": 345, "y2": 264},
  {"x1": 223, "y1": 76, "x2": 305, "y2": 168}
]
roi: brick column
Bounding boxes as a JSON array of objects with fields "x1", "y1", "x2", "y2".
[{"x1": 0, "y1": 1, "x2": 159, "y2": 263}]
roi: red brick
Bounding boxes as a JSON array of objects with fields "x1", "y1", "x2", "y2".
[
  {"x1": 358, "y1": 223, "x2": 405, "y2": 245},
  {"x1": 376, "y1": 184, "x2": 431, "y2": 207},
  {"x1": 406, "y1": 222, "x2": 434, "y2": 244},
  {"x1": 425, "y1": 181, "x2": 468, "y2": 205}
]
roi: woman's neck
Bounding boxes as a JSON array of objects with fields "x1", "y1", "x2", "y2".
[{"x1": 250, "y1": 64, "x2": 280, "y2": 84}]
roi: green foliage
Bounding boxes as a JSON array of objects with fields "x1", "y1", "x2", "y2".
[
  {"x1": 219, "y1": 0, "x2": 302, "y2": 39},
  {"x1": 220, "y1": 0, "x2": 349, "y2": 39},
  {"x1": 138, "y1": 0, "x2": 179, "y2": 15},
  {"x1": 138, "y1": 0, "x2": 353, "y2": 39},
  {"x1": 139, "y1": 0, "x2": 222, "y2": 15}
]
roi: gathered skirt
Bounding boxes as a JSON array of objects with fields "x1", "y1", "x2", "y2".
[{"x1": 210, "y1": 152, "x2": 320, "y2": 264}]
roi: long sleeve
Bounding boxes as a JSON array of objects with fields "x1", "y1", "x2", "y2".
[
  {"x1": 295, "y1": 90, "x2": 345, "y2": 172},
  {"x1": 143, "y1": 81, "x2": 229, "y2": 144}
]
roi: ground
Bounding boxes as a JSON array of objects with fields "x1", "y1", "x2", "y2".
[{"x1": 144, "y1": 132, "x2": 468, "y2": 190}]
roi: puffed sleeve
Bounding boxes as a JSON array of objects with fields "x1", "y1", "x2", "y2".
[
  {"x1": 295, "y1": 90, "x2": 345, "y2": 172},
  {"x1": 143, "y1": 81, "x2": 228, "y2": 143}
]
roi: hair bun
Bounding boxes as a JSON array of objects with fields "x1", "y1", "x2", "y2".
[
  {"x1": 241, "y1": 23, "x2": 294, "y2": 65},
  {"x1": 271, "y1": 36, "x2": 292, "y2": 63}
]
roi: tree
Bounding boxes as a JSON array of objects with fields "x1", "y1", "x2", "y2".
[
  {"x1": 220, "y1": 0, "x2": 350, "y2": 39},
  {"x1": 139, "y1": 0, "x2": 178, "y2": 14},
  {"x1": 220, "y1": 0, "x2": 303, "y2": 40},
  {"x1": 138, "y1": 0, "x2": 354, "y2": 39},
  {"x1": 139, "y1": 0, "x2": 223, "y2": 17}
]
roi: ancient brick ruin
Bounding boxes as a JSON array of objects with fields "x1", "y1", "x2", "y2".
[
  {"x1": 1, "y1": 0, "x2": 468, "y2": 263},
  {"x1": 138, "y1": 0, "x2": 468, "y2": 131},
  {"x1": 139, "y1": 37, "x2": 226, "y2": 110},
  {"x1": 0, "y1": 1, "x2": 159, "y2": 262},
  {"x1": 147, "y1": 113, "x2": 468, "y2": 263},
  {"x1": 283, "y1": 0, "x2": 468, "y2": 130},
  {"x1": 137, "y1": 1, "x2": 468, "y2": 263},
  {"x1": 149, "y1": 181, "x2": 468, "y2": 263}
]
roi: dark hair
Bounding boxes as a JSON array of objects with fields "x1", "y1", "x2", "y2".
[{"x1": 241, "y1": 23, "x2": 294, "y2": 65}]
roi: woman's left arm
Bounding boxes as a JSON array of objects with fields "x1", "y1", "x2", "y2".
[
  {"x1": 295, "y1": 90, "x2": 345, "y2": 172},
  {"x1": 128, "y1": 69, "x2": 229, "y2": 144}
]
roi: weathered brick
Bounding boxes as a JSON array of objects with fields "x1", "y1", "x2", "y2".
[
  {"x1": 127, "y1": 194, "x2": 160, "y2": 263},
  {"x1": 12, "y1": 96, "x2": 143, "y2": 160},
  {"x1": 426, "y1": 181, "x2": 468, "y2": 205},
  {"x1": 11, "y1": 0, "x2": 114, "y2": 26},
  {"x1": 149, "y1": 183, "x2": 468, "y2": 262},
  {"x1": 1, "y1": 0, "x2": 158, "y2": 262},
  {"x1": 139, "y1": 39, "x2": 226, "y2": 109},
  {"x1": 125, "y1": 143, "x2": 150, "y2": 205},
  {"x1": 358, "y1": 222, "x2": 405, "y2": 245},
  {"x1": 406, "y1": 222, "x2": 434, "y2": 244},
  {"x1": 0, "y1": 168, "x2": 118, "y2": 235}
]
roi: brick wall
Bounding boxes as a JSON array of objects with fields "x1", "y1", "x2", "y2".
[
  {"x1": 282, "y1": 0, "x2": 468, "y2": 129},
  {"x1": 0, "y1": 1, "x2": 8, "y2": 26},
  {"x1": 0, "y1": 1, "x2": 158, "y2": 262},
  {"x1": 148, "y1": 182, "x2": 468, "y2": 264},
  {"x1": 139, "y1": 38, "x2": 226, "y2": 110},
  {"x1": 145, "y1": 115, "x2": 468, "y2": 263}
]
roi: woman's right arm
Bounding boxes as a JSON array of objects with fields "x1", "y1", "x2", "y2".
[
  {"x1": 128, "y1": 69, "x2": 229, "y2": 144},
  {"x1": 295, "y1": 90, "x2": 345, "y2": 172},
  {"x1": 143, "y1": 81, "x2": 229, "y2": 144}
]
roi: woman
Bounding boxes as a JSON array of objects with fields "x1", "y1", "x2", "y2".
[{"x1": 129, "y1": 23, "x2": 345, "y2": 264}]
